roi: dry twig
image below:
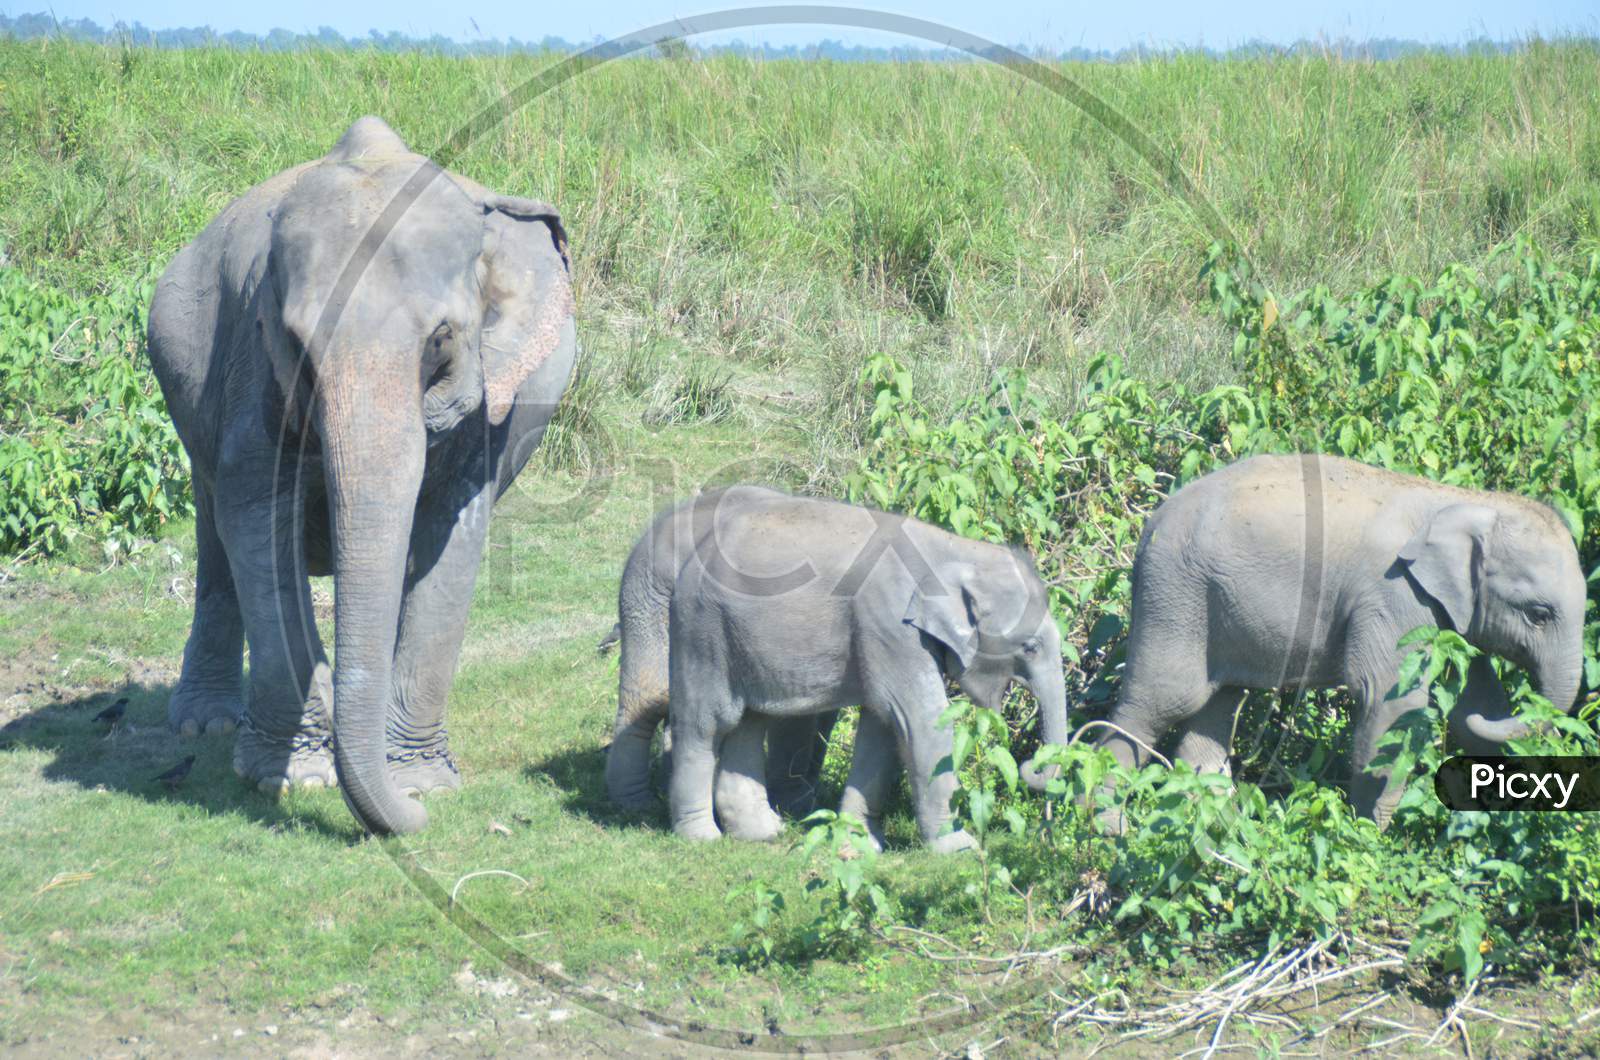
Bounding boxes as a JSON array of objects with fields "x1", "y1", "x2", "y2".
[{"x1": 1048, "y1": 936, "x2": 1414, "y2": 1056}]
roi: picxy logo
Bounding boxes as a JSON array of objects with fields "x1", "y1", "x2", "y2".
[{"x1": 1435, "y1": 756, "x2": 1600, "y2": 812}]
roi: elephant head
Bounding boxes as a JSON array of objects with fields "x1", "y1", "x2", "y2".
[
  {"x1": 263, "y1": 117, "x2": 573, "y2": 834},
  {"x1": 905, "y1": 545, "x2": 1068, "y2": 791},
  {"x1": 1399, "y1": 499, "x2": 1588, "y2": 743}
]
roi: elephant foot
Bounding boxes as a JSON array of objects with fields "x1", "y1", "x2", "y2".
[
  {"x1": 610, "y1": 785, "x2": 659, "y2": 812},
  {"x1": 721, "y1": 804, "x2": 784, "y2": 843},
  {"x1": 1348, "y1": 771, "x2": 1401, "y2": 831},
  {"x1": 604, "y1": 728, "x2": 664, "y2": 811},
  {"x1": 863, "y1": 818, "x2": 886, "y2": 854},
  {"x1": 232, "y1": 721, "x2": 336, "y2": 795},
  {"x1": 838, "y1": 796, "x2": 885, "y2": 852},
  {"x1": 389, "y1": 747, "x2": 462, "y2": 798},
  {"x1": 674, "y1": 817, "x2": 722, "y2": 842},
  {"x1": 168, "y1": 683, "x2": 244, "y2": 738},
  {"x1": 927, "y1": 829, "x2": 978, "y2": 855}
]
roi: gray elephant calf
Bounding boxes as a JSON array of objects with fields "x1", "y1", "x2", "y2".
[
  {"x1": 605, "y1": 486, "x2": 839, "y2": 828},
  {"x1": 663, "y1": 491, "x2": 1068, "y2": 852},
  {"x1": 1098, "y1": 453, "x2": 1586, "y2": 827}
]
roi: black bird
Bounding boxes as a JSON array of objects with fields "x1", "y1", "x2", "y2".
[
  {"x1": 93, "y1": 696, "x2": 129, "y2": 724},
  {"x1": 152, "y1": 755, "x2": 196, "y2": 790}
]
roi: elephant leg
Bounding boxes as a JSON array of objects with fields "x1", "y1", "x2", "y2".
[
  {"x1": 386, "y1": 477, "x2": 496, "y2": 798},
  {"x1": 766, "y1": 709, "x2": 840, "y2": 818},
  {"x1": 1170, "y1": 688, "x2": 1245, "y2": 776},
  {"x1": 1098, "y1": 665, "x2": 1217, "y2": 772},
  {"x1": 217, "y1": 471, "x2": 336, "y2": 793},
  {"x1": 715, "y1": 715, "x2": 783, "y2": 842},
  {"x1": 668, "y1": 691, "x2": 733, "y2": 843},
  {"x1": 168, "y1": 480, "x2": 246, "y2": 737},
  {"x1": 839, "y1": 708, "x2": 902, "y2": 852},
  {"x1": 1348, "y1": 667, "x2": 1429, "y2": 828},
  {"x1": 607, "y1": 707, "x2": 667, "y2": 810},
  {"x1": 1093, "y1": 666, "x2": 1217, "y2": 834},
  {"x1": 606, "y1": 631, "x2": 670, "y2": 810},
  {"x1": 891, "y1": 695, "x2": 975, "y2": 855},
  {"x1": 1446, "y1": 656, "x2": 1515, "y2": 756}
]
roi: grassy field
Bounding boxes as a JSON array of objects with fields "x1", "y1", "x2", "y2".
[{"x1": 4, "y1": 38, "x2": 1600, "y2": 1055}]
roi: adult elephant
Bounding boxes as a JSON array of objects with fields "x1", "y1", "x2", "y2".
[{"x1": 146, "y1": 116, "x2": 577, "y2": 835}]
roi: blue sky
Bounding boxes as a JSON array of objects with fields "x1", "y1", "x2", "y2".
[{"x1": 9, "y1": 1, "x2": 1597, "y2": 51}]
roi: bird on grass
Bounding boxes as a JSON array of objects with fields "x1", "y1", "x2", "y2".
[
  {"x1": 93, "y1": 696, "x2": 129, "y2": 724},
  {"x1": 152, "y1": 755, "x2": 196, "y2": 791}
]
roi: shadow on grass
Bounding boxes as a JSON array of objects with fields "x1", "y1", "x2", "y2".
[
  {"x1": 520, "y1": 740, "x2": 673, "y2": 832},
  {"x1": 521, "y1": 735, "x2": 935, "y2": 852},
  {"x1": 0, "y1": 681, "x2": 359, "y2": 842}
]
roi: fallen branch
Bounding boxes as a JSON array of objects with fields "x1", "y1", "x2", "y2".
[
  {"x1": 1049, "y1": 936, "x2": 1414, "y2": 1055},
  {"x1": 878, "y1": 923, "x2": 1074, "y2": 969},
  {"x1": 1424, "y1": 976, "x2": 1479, "y2": 1049}
]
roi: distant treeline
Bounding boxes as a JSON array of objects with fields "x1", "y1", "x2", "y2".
[{"x1": 0, "y1": 11, "x2": 1552, "y2": 62}]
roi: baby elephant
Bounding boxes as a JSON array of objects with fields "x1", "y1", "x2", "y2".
[
  {"x1": 605, "y1": 486, "x2": 839, "y2": 827},
  {"x1": 664, "y1": 491, "x2": 1068, "y2": 853},
  {"x1": 1098, "y1": 453, "x2": 1586, "y2": 827}
]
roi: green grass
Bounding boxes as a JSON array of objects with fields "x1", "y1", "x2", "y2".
[
  {"x1": 4, "y1": 37, "x2": 1600, "y2": 1053},
  {"x1": 0, "y1": 420, "x2": 1019, "y2": 1046},
  {"x1": 5, "y1": 41, "x2": 1600, "y2": 413}
]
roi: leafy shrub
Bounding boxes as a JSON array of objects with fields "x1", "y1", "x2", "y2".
[
  {"x1": 841, "y1": 237, "x2": 1600, "y2": 984},
  {"x1": 1205, "y1": 237, "x2": 1600, "y2": 552},
  {"x1": 848, "y1": 237, "x2": 1600, "y2": 675},
  {"x1": 1013, "y1": 627, "x2": 1600, "y2": 983},
  {"x1": 0, "y1": 268, "x2": 190, "y2": 558},
  {"x1": 722, "y1": 811, "x2": 893, "y2": 967}
]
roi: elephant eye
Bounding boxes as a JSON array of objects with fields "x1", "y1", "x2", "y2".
[
  {"x1": 1022, "y1": 638, "x2": 1041, "y2": 656},
  {"x1": 429, "y1": 322, "x2": 453, "y2": 353},
  {"x1": 1527, "y1": 604, "x2": 1555, "y2": 626}
]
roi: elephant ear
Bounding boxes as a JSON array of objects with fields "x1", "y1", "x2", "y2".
[
  {"x1": 905, "y1": 564, "x2": 985, "y2": 672},
  {"x1": 1398, "y1": 503, "x2": 1499, "y2": 632},
  {"x1": 476, "y1": 195, "x2": 574, "y2": 426}
]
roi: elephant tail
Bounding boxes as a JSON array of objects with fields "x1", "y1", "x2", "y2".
[{"x1": 597, "y1": 622, "x2": 621, "y2": 655}]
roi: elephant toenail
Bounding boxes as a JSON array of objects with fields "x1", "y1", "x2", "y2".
[
  {"x1": 301, "y1": 776, "x2": 325, "y2": 789},
  {"x1": 179, "y1": 719, "x2": 199, "y2": 738}
]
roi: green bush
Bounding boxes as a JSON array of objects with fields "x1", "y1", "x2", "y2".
[
  {"x1": 0, "y1": 268, "x2": 190, "y2": 558},
  {"x1": 845, "y1": 237, "x2": 1600, "y2": 984},
  {"x1": 849, "y1": 235, "x2": 1600, "y2": 645}
]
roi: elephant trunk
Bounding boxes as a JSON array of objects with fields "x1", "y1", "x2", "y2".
[
  {"x1": 1462, "y1": 713, "x2": 1530, "y2": 744},
  {"x1": 1541, "y1": 657, "x2": 1584, "y2": 717},
  {"x1": 1022, "y1": 652, "x2": 1070, "y2": 792},
  {"x1": 320, "y1": 363, "x2": 430, "y2": 836},
  {"x1": 1461, "y1": 654, "x2": 1583, "y2": 745}
]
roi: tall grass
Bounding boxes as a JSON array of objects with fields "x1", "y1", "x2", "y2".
[{"x1": 2, "y1": 40, "x2": 1598, "y2": 469}]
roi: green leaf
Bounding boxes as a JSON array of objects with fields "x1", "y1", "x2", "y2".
[
  {"x1": 985, "y1": 744, "x2": 1019, "y2": 793},
  {"x1": 949, "y1": 727, "x2": 973, "y2": 773}
]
